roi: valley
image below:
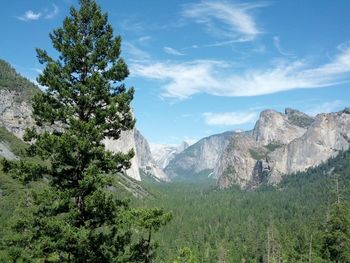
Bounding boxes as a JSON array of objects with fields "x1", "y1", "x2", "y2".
[{"x1": 1, "y1": 0, "x2": 350, "y2": 261}]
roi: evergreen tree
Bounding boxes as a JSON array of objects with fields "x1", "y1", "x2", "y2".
[
  {"x1": 1, "y1": 0, "x2": 170, "y2": 262},
  {"x1": 321, "y1": 176, "x2": 350, "y2": 262}
]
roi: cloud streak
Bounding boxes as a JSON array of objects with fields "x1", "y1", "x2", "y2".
[
  {"x1": 273, "y1": 36, "x2": 294, "y2": 57},
  {"x1": 164, "y1": 47, "x2": 185, "y2": 56},
  {"x1": 203, "y1": 111, "x2": 258, "y2": 126},
  {"x1": 306, "y1": 100, "x2": 346, "y2": 116},
  {"x1": 131, "y1": 46, "x2": 350, "y2": 99},
  {"x1": 182, "y1": 1, "x2": 266, "y2": 42},
  {"x1": 18, "y1": 10, "x2": 42, "y2": 21},
  {"x1": 17, "y1": 5, "x2": 59, "y2": 22},
  {"x1": 45, "y1": 4, "x2": 59, "y2": 19}
]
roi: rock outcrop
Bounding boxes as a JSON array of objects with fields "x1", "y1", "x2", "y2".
[
  {"x1": 150, "y1": 141, "x2": 191, "y2": 169},
  {"x1": 0, "y1": 141, "x2": 17, "y2": 160},
  {"x1": 165, "y1": 131, "x2": 234, "y2": 178},
  {"x1": 216, "y1": 108, "x2": 350, "y2": 189},
  {"x1": 0, "y1": 89, "x2": 35, "y2": 138}
]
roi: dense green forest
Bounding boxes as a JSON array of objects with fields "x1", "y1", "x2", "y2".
[
  {"x1": 138, "y1": 150, "x2": 350, "y2": 262},
  {"x1": 2, "y1": 137, "x2": 350, "y2": 262},
  {"x1": 1, "y1": 0, "x2": 350, "y2": 262}
]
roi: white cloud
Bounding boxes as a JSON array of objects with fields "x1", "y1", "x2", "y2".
[
  {"x1": 131, "y1": 46, "x2": 350, "y2": 99},
  {"x1": 273, "y1": 36, "x2": 294, "y2": 56},
  {"x1": 138, "y1": 36, "x2": 152, "y2": 44},
  {"x1": 164, "y1": 47, "x2": 185, "y2": 56},
  {"x1": 306, "y1": 100, "x2": 346, "y2": 116},
  {"x1": 123, "y1": 42, "x2": 151, "y2": 61},
  {"x1": 182, "y1": 1, "x2": 265, "y2": 42},
  {"x1": 203, "y1": 111, "x2": 258, "y2": 126},
  {"x1": 18, "y1": 5, "x2": 59, "y2": 21},
  {"x1": 45, "y1": 4, "x2": 59, "y2": 19},
  {"x1": 18, "y1": 10, "x2": 42, "y2": 21}
]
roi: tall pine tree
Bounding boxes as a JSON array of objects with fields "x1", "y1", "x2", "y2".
[{"x1": 1, "y1": 0, "x2": 171, "y2": 262}]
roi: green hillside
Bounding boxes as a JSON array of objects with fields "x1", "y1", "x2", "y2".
[
  {"x1": 0, "y1": 59, "x2": 39, "y2": 102},
  {"x1": 139, "y1": 150, "x2": 350, "y2": 262}
]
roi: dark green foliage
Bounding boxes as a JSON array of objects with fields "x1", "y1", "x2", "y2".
[
  {"x1": 0, "y1": 0, "x2": 170, "y2": 262},
  {"x1": 321, "y1": 202, "x2": 350, "y2": 262},
  {"x1": 249, "y1": 147, "x2": 266, "y2": 160},
  {"x1": 173, "y1": 247, "x2": 199, "y2": 263},
  {"x1": 286, "y1": 109, "x2": 314, "y2": 128},
  {"x1": 0, "y1": 59, "x2": 39, "y2": 102},
  {"x1": 0, "y1": 127, "x2": 29, "y2": 157},
  {"x1": 264, "y1": 141, "x2": 283, "y2": 152},
  {"x1": 138, "y1": 150, "x2": 350, "y2": 262}
]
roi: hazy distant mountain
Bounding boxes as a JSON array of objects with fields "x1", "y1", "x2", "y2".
[
  {"x1": 150, "y1": 141, "x2": 192, "y2": 169},
  {"x1": 164, "y1": 131, "x2": 234, "y2": 178}
]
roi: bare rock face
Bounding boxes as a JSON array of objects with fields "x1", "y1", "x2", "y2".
[
  {"x1": 268, "y1": 110, "x2": 350, "y2": 183},
  {"x1": 0, "y1": 141, "x2": 17, "y2": 160},
  {"x1": 165, "y1": 131, "x2": 234, "y2": 178},
  {"x1": 252, "y1": 109, "x2": 307, "y2": 145},
  {"x1": 150, "y1": 141, "x2": 190, "y2": 169},
  {"x1": 134, "y1": 129, "x2": 169, "y2": 181},
  {"x1": 104, "y1": 128, "x2": 169, "y2": 182},
  {"x1": 0, "y1": 90, "x2": 34, "y2": 138},
  {"x1": 104, "y1": 130, "x2": 141, "y2": 181},
  {"x1": 216, "y1": 108, "x2": 350, "y2": 189},
  {"x1": 216, "y1": 134, "x2": 258, "y2": 188}
]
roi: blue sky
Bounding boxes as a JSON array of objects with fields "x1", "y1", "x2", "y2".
[{"x1": 1, "y1": 0, "x2": 350, "y2": 145}]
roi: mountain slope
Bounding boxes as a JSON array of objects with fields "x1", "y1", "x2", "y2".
[
  {"x1": 150, "y1": 141, "x2": 190, "y2": 169},
  {"x1": 216, "y1": 108, "x2": 350, "y2": 189},
  {"x1": 165, "y1": 131, "x2": 234, "y2": 178},
  {"x1": 0, "y1": 60, "x2": 39, "y2": 138}
]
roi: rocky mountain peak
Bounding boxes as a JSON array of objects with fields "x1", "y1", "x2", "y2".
[
  {"x1": 252, "y1": 109, "x2": 306, "y2": 145},
  {"x1": 216, "y1": 108, "x2": 350, "y2": 189},
  {"x1": 285, "y1": 107, "x2": 314, "y2": 128}
]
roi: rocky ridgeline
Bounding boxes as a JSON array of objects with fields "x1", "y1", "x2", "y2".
[
  {"x1": 150, "y1": 141, "x2": 191, "y2": 169},
  {"x1": 164, "y1": 131, "x2": 234, "y2": 178},
  {"x1": 215, "y1": 108, "x2": 350, "y2": 189}
]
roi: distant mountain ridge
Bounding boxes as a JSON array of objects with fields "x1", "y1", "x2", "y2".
[
  {"x1": 164, "y1": 131, "x2": 234, "y2": 178},
  {"x1": 2, "y1": 59, "x2": 350, "y2": 189},
  {"x1": 150, "y1": 141, "x2": 191, "y2": 169},
  {"x1": 216, "y1": 108, "x2": 350, "y2": 189}
]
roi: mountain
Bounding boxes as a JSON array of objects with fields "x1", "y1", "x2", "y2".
[
  {"x1": 150, "y1": 141, "x2": 191, "y2": 169},
  {"x1": 164, "y1": 131, "x2": 234, "y2": 178},
  {"x1": 0, "y1": 60, "x2": 39, "y2": 138},
  {"x1": 0, "y1": 59, "x2": 165, "y2": 182},
  {"x1": 215, "y1": 108, "x2": 350, "y2": 189}
]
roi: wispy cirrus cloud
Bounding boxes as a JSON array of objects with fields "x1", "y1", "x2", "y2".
[
  {"x1": 182, "y1": 1, "x2": 266, "y2": 43},
  {"x1": 18, "y1": 10, "x2": 42, "y2": 21},
  {"x1": 17, "y1": 4, "x2": 59, "y2": 22},
  {"x1": 203, "y1": 111, "x2": 258, "y2": 126},
  {"x1": 273, "y1": 36, "x2": 294, "y2": 57},
  {"x1": 306, "y1": 100, "x2": 346, "y2": 116},
  {"x1": 123, "y1": 42, "x2": 151, "y2": 61},
  {"x1": 45, "y1": 4, "x2": 59, "y2": 19},
  {"x1": 163, "y1": 47, "x2": 185, "y2": 56},
  {"x1": 131, "y1": 45, "x2": 350, "y2": 99}
]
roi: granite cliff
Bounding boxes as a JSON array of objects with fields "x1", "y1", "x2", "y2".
[
  {"x1": 216, "y1": 108, "x2": 350, "y2": 189},
  {"x1": 165, "y1": 131, "x2": 234, "y2": 178}
]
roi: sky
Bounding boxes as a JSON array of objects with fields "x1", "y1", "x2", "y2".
[{"x1": 1, "y1": 0, "x2": 350, "y2": 145}]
